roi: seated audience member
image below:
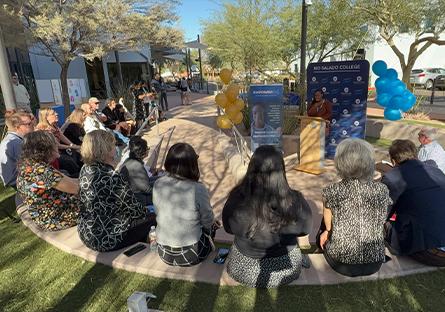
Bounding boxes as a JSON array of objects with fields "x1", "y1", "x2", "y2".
[
  {"x1": 63, "y1": 108, "x2": 86, "y2": 146},
  {"x1": 319, "y1": 138, "x2": 392, "y2": 277},
  {"x1": 78, "y1": 130, "x2": 153, "y2": 252},
  {"x1": 0, "y1": 110, "x2": 34, "y2": 188},
  {"x1": 102, "y1": 98, "x2": 131, "y2": 136},
  {"x1": 81, "y1": 103, "x2": 107, "y2": 133},
  {"x1": 17, "y1": 131, "x2": 79, "y2": 231},
  {"x1": 223, "y1": 145, "x2": 312, "y2": 288},
  {"x1": 382, "y1": 139, "x2": 445, "y2": 266},
  {"x1": 36, "y1": 108, "x2": 82, "y2": 178},
  {"x1": 417, "y1": 128, "x2": 445, "y2": 174},
  {"x1": 120, "y1": 136, "x2": 157, "y2": 206},
  {"x1": 153, "y1": 143, "x2": 218, "y2": 266},
  {"x1": 88, "y1": 97, "x2": 107, "y2": 122},
  {"x1": 115, "y1": 103, "x2": 136, "y2": 135}
]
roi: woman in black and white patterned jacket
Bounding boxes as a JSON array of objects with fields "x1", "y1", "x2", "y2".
[
  {"x1": 318, "y1": 138, "x2": 392, "y2": 277},
  {"x1": 78, "y1": 130, "x2": 154, "y2": 252}
]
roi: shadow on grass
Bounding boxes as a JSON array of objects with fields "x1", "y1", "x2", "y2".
[{"x1": 48, "y1": 264, "x2": 115, "y2": 312}]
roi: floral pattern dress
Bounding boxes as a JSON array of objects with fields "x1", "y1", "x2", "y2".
[{"x1": 17, "y1": 160, "x2": 79, "y2": 231}]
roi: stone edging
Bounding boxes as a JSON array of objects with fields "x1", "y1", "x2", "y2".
[{"x1": 366, "y1": 118, "x2": 445, "y2": 145}]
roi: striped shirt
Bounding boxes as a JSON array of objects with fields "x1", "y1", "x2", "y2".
[{"x1": 418, "y1": 141, "x2": 445, "y2": 174}]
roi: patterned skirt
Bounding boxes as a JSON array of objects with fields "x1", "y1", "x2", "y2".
[
  {"x1": 157, "y1": 232, "x2": 213, "y2": 267},
  {"x1": 226, "y1": 244, "x2": 303, "y2": 288}
]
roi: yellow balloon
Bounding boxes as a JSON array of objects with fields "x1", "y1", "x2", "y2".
[
  {"x1": 233, "y1": 98, "x2": 245, "y2": 111},
  {"x1": 225, "y1": 105, "x2": 239, "y2": 117},
  {"x1": 225, "y1": 84, "x2": 240, "y2": 102},
  {"x1": 230, "y1": 111, "x2": 244, "y2": 125},
  {"x1": 215, "y1": 93, "x2": 229, "y2": 109},
  {"x1": 216, "y1": 115, "x2": 232, "y2": 129},
  {"x1": 220, "y1": 68, "x2": 232, "y2": 85}
]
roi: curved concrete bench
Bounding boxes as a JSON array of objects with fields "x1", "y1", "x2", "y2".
[
  {"x1": 16, "y1": 112, "x2": 440, "y2": 286},
  {"x1": 19, "y1": 206, "x2": 438, "y2": 286}
]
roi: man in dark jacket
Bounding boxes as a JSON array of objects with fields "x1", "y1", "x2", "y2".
[{"x1": 382, "y1": 139, "x2": 445, "y2": 266}]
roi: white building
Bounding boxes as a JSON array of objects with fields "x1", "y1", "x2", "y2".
[
  {"x1": 29, "y1": 46, "x2": 154, "y2": 105},
  {"x1": 365, "y1": 33, "x2": 445, "y2": 84}
]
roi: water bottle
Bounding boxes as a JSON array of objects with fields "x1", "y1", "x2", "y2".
[{"x1": 148, "y1": 226, "x2": 157, "y2": 251}]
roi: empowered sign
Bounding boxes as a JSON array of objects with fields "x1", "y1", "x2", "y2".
[
  {"x1": 307, "y1": 60, "x2": 370, "y2": 158},
  {"x1": 248, "y1": 85, "x2": 283, "y2": 153}
]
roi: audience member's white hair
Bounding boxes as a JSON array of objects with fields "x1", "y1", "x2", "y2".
[
  {"x1": 418, "y1": 128, "x2": 437, "y2": 140},
  {"x1": 334, "y1": 138, "x2": 375, "y2": 181}
]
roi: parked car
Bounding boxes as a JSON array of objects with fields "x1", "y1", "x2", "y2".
[
  {"x1": 434, "y1": 75, "x2": 445, "y2": 90},
  {"x1": 410, "y1": 68, "x2": 445, "y2": 89}
]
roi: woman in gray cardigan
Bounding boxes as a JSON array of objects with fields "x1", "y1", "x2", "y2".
[
  {"x1": 153, "y1": 143, "x2": 218, "y2": 266},
  {"x1": 120, "y1": 136, "x2": 157, "y2": 206}
]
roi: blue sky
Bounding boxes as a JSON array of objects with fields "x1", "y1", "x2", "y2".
[{"x1": 177, "y1": 0, "x2": 228, "y2": 42}]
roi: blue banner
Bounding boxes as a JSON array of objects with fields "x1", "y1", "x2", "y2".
[
  {"x1": 307, "y1": 60, "x2": 370, "y2": 158},
  {"x1": 248, "y1": 85, "x2": 283, "y2": 152}
]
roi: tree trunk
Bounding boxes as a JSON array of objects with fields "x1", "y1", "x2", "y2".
[
  {"x1": 402, "y1": 65, "x2": 414, "y2": 91},
  {"x1": 60, "y1": 63, "x2": 70, "y2": 118},
  {"x1": 114, "y1": 50, "x2": 123, "y2": 91}
]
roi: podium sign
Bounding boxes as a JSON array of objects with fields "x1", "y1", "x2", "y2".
[{"x1": 296, "y1": 116, "x2": 326, "y2": 175}]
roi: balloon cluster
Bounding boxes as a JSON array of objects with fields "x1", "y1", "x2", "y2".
[
  {"x1": 215, "y1": 68, "x2": 245, "y2": 129},
  {"x1": 372, "y1": 60, "x2": 416, "y2": 121}
]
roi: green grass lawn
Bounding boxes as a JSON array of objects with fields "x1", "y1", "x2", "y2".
[
  {"x1": 1, "y1": 216, "x2": 445, "y2": 312},
  {"x1": 365, "y1": 137, "x2": 393, "y2": 148}
]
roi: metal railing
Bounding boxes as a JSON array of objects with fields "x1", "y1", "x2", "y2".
[{"x1": 216, "y1": 103, "x2": 252, "y2": 167}]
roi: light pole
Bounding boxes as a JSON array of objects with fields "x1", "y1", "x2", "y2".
[
  {"x1": 0, "y1": 27, "x2": 16, "y2": 110},
  {"x1": 197, "y1": 34, "x2": 204, "y2": 91},
  {"x1": 299, "y1": 0, "x2": 311, "y2": 115}
]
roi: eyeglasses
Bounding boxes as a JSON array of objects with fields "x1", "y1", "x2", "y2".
[{"x1": 20, "y1": 121, "x2": 33, "y2": 127}]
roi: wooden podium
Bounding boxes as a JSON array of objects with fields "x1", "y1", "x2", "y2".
[{"x1": 295, "y1": 116, "x2": 326, "y2": 175}]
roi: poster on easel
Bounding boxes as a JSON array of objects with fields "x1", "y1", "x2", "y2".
[
  {"x1": 50, "y1": 79, "x2": 63, "y2": 105},
  {"x1": 248, "y1": 85, "x2": 283, "y2": 153},
  {"x1": 67, "y1": 79, "x2": 83, "y2": 105},
  {"x1": 307, "y1": 60, "x2": 370, "y2": 158}
]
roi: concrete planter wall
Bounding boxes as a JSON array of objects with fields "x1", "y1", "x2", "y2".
[{"x1": 365, "y1": 118, "x2": 445, "y2": 146}]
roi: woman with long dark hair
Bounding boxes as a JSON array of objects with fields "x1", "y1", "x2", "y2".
[{"x1": 222, "y1": 145, "x2": 312, "y2": 288}]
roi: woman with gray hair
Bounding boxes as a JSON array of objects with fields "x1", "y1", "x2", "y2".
[{"x1": 318, "y1": 138, "x2": 392, "y2": 277}]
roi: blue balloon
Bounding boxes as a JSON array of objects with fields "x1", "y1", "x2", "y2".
[
  {"x1": 399, "y1": 90, "x2": 416, "y2": 112},
  {"x1": 372, "y1": 60, "x2": 388, "y2": 76},
  {"x1": 388, "y1": 95, "x2": 405, "y2": 110},
  {"x1": 391, "y1": 80, "x2": 406, "y2": 96},
  {"x1": 403, "y1": 90, "x2": 417, "y2": 107},
  {"x1": 384, "y1": 68, "x2": 398, "y2": 80},
  {"x1": 384, "y1": 108, "x2": 402, "y2": 121},
  {"x1": 375, "y1": 77, "x2": 390, "y2": 92},
  {"x1": 376, "y1": 93, "x2": 392, "y2": 107}
]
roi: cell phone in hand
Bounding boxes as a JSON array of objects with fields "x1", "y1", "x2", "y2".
[
  {"x1": 124, "y1": 244, "x2": 147, "y2": 257},
  {"x1": 213, "y1": 248, "x2": 230, "y2": 264}
]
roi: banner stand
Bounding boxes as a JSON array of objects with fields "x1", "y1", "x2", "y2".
[{"x1": 295, "y1": 116, "x2": 326, "y2": 175}]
